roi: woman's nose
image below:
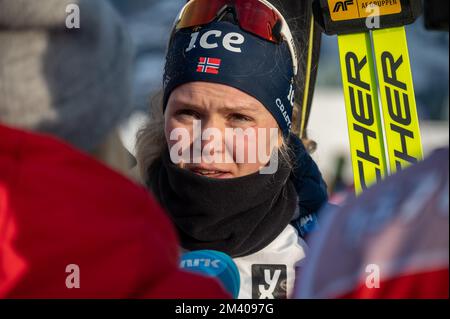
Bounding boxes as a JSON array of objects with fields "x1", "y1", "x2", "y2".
[{"x1": 199, "y1": 116, "x2": 225, "y2": 146}]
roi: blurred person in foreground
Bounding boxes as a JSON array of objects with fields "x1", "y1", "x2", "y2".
[
  {"x1": 294, "y1": 148, "x2": 449, "y2": 298},
  {"x1": 0, "y1": 0, "x2": 228, "y2": 298}
]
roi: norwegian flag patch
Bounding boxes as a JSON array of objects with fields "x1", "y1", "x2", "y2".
[{"x1": 196, "y1": 57, "x2": 221, "y2": 74}]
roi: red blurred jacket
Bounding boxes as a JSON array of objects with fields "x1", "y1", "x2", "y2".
[{"x1": 0, "y1": 124, "x2": 229, "y2": 298}]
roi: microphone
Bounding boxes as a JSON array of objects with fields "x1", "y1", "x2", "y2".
[{"x1": 180, "y1": 250, "x2": 240, "y2": 298}]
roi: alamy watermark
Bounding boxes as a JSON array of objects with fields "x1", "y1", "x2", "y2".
[
  {"x1": 65, "y1": 4, "x2": 80, "y2": 29},
  {"x1": 169, "y1": 121, "x2": 280, "y2": 174},
  {"x1": 365, "y1": 264, "x2": 381, "y2": 289},
  {"x1": 365, "y1": 4, "x2": 381, "y2": 30},
  {"x1": 65, "y1": 264, "x2": 80, "y2": 289}
]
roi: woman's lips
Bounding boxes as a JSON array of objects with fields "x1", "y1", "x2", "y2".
[{"x1": 188, "y1": 166, "x2": 234, "y2": 179}]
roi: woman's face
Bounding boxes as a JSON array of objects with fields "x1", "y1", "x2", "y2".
[{"x1": 165, "y1": 82, "x2": 281, "y2": 178}]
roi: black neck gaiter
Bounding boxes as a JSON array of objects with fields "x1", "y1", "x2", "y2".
[{"x1": 148, "y1": 151, "x2": 298, "y2": 258}]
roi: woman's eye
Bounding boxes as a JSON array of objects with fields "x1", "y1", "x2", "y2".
[
  {"x1": 175, "y1": 109, "x2": 201, "y2": 119},
  {"x1": 229, "y1": 113, "x2": 253, "y2": 122}
]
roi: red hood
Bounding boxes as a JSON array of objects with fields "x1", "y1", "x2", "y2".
[{"x1": 0, "y1": 124, "x2": 229, "y2": 298}]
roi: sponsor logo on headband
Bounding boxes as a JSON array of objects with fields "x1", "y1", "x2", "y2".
[
  {"x1": 186, "y1": 30, "x2": 245, "y2": 53},
  {"x1": 275, "y1": 99, "x2": 292, "y2": 130},
  {"x1": 274, "y1": 82, "x2": 295, "y2": 130}
]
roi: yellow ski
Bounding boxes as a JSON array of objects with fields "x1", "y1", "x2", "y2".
[
  {"x1": 372, "y1": 27, "x2": 423, "y2": 173},
  {"x1": 338, "y1": 32, "x2": 388, "y2": 194},
  {"x1": 313, "y1": 0, "x2": 423, "y2": 194}
]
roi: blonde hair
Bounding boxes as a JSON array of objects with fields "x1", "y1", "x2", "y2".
[
  {"x1": 136, "y1": 92, "x2": 166, "y2": 181},
  {"x1": 135, "y1": 90, "x2": 294, "y2": 182}
]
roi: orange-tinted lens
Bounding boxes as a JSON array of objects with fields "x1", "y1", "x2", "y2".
[
  {"x1": 234, "y1": 0, "x2": 281, "y2": 43},
  {"x1": 176, "y1": 0, "x2": 229, "y2": 30}
]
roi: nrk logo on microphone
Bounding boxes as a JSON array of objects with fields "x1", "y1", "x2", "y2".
[
  {"x1": 181, "y1": 250, "x2": 241, "y2": 298},
  {"x1": 180, "y1": 255, "x2": 226, "y2": 276},
  {"x1": 252, "y1": 264, "x2": 287, "y2": 299}
]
